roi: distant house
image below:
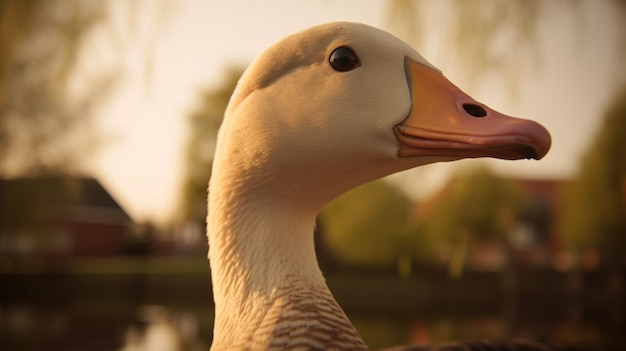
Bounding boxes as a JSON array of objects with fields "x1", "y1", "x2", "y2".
[
  {"x1": 512, "y1": 178, "x2": 567, "y2": 266},
  {"x1": 413, "y1": 176, "x2": 568, "y2": 269},
  {"x1": 0, "y1": 176, "x2": 133, "y2": 257},
  {"x1": 511, "y1": 179, "x2": 566, "y2": 259}
]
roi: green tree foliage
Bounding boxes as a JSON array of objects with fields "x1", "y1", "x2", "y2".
[
  {"x1": 560, "y1": 86, "x2": 626, "y2": 259},
  {"x1": 178, "y1": 69, "x2": 242, "y2": 222},
  {"x1": 0, "y1": 0, "x2": 113, "y2": 176},
  {"x1": 418, "y1": 166, "x2": 524, "y2": 276},
  {"x1": 320, "y1": 180, "x2": 417, "y2": 267},
  {"x1": 421, "y1": 166, "x2": 524, "y2": 241}
]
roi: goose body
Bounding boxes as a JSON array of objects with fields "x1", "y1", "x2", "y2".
[{"x1": 207, "y1": 22, "x2": 551, "y2": 350}]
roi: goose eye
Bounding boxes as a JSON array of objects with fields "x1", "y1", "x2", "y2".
[{"x1": 329, "y1": 46, "x2": 360, "y2": 72}]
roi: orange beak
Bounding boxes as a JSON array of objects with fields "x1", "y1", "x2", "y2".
[{"x1": 395, "y1": 59, "x2": 551, "y2": 160}]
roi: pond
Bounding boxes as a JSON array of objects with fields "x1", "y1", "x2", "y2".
[{"x1": 1, "y1": 261, "x2": 624, "y2": 350}]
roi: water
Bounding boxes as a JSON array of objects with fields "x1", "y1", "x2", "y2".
[{"x1": 1, "y1": 267, "x2": 624, "y2": 350}]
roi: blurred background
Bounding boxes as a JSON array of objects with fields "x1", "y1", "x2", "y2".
[{"x1": 1, "y1": 0, "x2": 625, "y2": 350}]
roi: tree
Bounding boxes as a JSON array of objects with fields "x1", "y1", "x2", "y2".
[
  {"x1": 320, "y1": 180, "x2": 418, "y2": 269},
  {"x1": 386, "y1": 0, "x2": 569, "y2": 88},
  {"x1": 559, "y1": 85, "x2": 626, "y2": 264},
  {"x1": 387, "y1": 0, "x2": 626, "y2": 91},
  {"x1": 177, "y1": 69, "x2": 242, "y2": 222},
  {"x1": 0, "y1": 1, "x2": 173, "y2": 176},
  {"x1": 0, "y1": 1, "x2": 115, "y2": 176},
  {"x1": 0, "y1": 1, "x2": 171, "y2": 256},
  {"x1": 386, "y1": 0, "x2": 626, "y2": 270},
  {"x1": 418, "y1": 166, "x2": 524, "y2": 276}
]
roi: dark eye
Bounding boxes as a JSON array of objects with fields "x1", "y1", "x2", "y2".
[{"x1": 329, "y1": 46, "x2": 360, "y2": 72}]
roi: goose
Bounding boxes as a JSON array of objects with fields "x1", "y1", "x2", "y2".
[{"x1": 207, "y1": 22, "x2": 552, "y2": 350}]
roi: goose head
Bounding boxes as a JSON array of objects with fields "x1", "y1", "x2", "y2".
[
  {"x1": 208, "y1": 22, "x2": 550, "y2": 349},
  {"x1": 213, "y1": 22, "x2": 550, "y2": 212}
]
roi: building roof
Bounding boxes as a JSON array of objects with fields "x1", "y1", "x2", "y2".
[{"x1": 0, "y1": 176, "x2": 133, "y2": 225}]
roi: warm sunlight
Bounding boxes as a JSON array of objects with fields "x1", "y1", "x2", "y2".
[
  {"x1": 2, "y1": 1, "x2": 624, "y2": 350},
  {"x1": 89, "y1": 0, "x2": 619, "y2": 223}
]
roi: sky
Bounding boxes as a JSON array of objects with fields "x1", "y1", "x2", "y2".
[{"x1": 86, "y1": 0, "x2": 622, "y2": 223}]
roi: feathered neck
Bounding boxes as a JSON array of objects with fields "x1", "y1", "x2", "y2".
[{"x1": 207, "y1": 160, "x2": 368, "y2": 350}]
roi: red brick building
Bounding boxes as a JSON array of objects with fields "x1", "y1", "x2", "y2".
[
  {"x1": 0, "y1": 176, "x2": 133, "y2": 257},
  {"x1": 413, "y1": 176, "x2": 568, "y2": 269}
]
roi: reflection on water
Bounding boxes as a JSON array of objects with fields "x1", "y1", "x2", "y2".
[
  {"x1": 1, "y1": 268, "x2": 624, "y2": 350},
  {"x1": 119, "y1": 306, "x2": 206, "y2": 351},
  {"x1": 1, "y1": 301, "x2": 213, "y2": 351},
  {"x1": 2, "y1": 303, "x2": 619, "y2": 351}
]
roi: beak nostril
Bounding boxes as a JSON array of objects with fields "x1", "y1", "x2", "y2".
[{"x1": 463, "y1": 103, "x2": 487, "y2": 118}]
